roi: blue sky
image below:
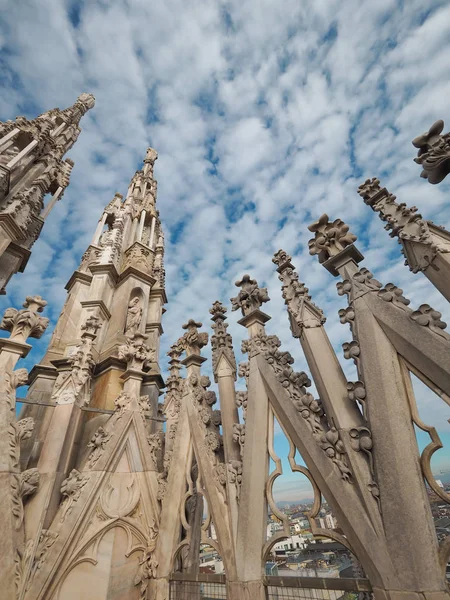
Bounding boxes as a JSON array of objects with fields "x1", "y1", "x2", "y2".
[{"x1": 0, "y1": 0, "x2": 449, "y2": 501}]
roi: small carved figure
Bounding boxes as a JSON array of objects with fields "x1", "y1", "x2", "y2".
[{"x1": 125, "y1": 296, "x2": 143, "y2": 334}]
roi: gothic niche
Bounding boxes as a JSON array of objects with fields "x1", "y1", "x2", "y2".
[{"x1": 124, "y1": 289, "x2": 144, "y2": 335}]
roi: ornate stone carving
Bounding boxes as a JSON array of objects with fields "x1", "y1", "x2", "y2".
[
  {"x1": 210, "y1": 301, "x2": 237, "y2": 381},
  {"x1": 349, "y1": 427, "x2": 380, "y2": 509},
  {"x1": 114, "y1": 391, "x2": 133, "y2": 415},
  {"x1": 410, "y1": 304, "x2": 449, "y2": 339},
  {"x1": 11, "y1": 468, "x2": 40, "y2": 528},
  {"x1": 357, "y1": 178, "x2": 449, "y2": 272},
  {"x1": 15, "y1": 529, "x2": 58, "y2": 596},
  {"x1": 118, "y1": 331, "x2": 155, "y2": 370},
  {"x1": 87, "y1": 427, "x2": 112, "y2": 467},
  {"x1": 60, "y1": 469, "x2": 89, "y2": 522},
  {"x1": 124, "y1": 244, "x2": 151, "y2": 272},
  {"x1": 338, "y1": 306, "x2": 355, "y2": 326},
  {"x1": 4, "y1": 368, "x2": 28, "y2": 410},
  {"x1": 16, "y1": 417, "x2": 34, "y2": 441},
  {"x1": 51, "y1": 316, "x2": 99, "y2": 406},
  {"x1": 243, "y1": 333, "x2": 352, "y2": 481},
  {"x1": 134, "y1": 520, "x2": 159, "y2": 600},
  {"x1": 347, "y1": 381, "x2": 367, "y2": 419},
  {"x1": 308, "y1": 214, "x2": 357, "y2": 263},
  {"x1": 238, "y1": 362, "x2": 250, "y2": 384},
  {"x1": 378, "y1": 283, "x2": 410, "y2": 309},
  {"x1": 0, "y1": 296, "x2": 49, "y2": 341},
  {"x1": 412, "y1": 119, "x2": 450, "y2": 184},
  {"x1": 273, "y1": 249, "x2": 326, "y2": 333},
  {"x1": 125, "y1": 295, "x2": 143, "y2": 334},
  {"x1": 178, "y1": 319, "x2": 209, "y2": 356},
  {"x1": 342, "y1": 340, "x2": 360, "y2": 363},
  {"x1": 232, "y1": 423, "x2": 246, "y2": 459},
  {"x1": 148, "y1": 433, "x2": 162, "y2": 467},
  {"x1": 227, "y1": 460, "x2": 243, "y2": 501},
  {"x1": 235, "y1": 391, "x2": 248, "y2": 421},
  {"x1": 214, "y1": 462, "x2": 227, "y2": 487},
  {"x1": 230, "y1": 274, "x2": 269, "y2": 316}
]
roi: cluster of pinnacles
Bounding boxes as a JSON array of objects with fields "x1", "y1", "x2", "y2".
[{"x1": 0, "y1": 100, "x2": 449, "y2": 600}]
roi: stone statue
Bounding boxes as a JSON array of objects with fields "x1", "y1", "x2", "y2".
[{"x1": 125, "y1": 296, "x2": 142, "y2": 334}]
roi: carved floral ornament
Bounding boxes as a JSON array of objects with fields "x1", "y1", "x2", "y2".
[
  {"x1": 87, "y1": 427, "x2": 112, "y2": 467},
  {"x1": 231, "y1": 274, "x2": 270, "y2": 316},
  {"x1": 118, "y1": 331, "x2": 155, "y2": 371},
  {"x1": 178, "y1": 319, "x2": 209, "y2": 356},
  {"x1": 60, "y1": 469, "x2": 89, "y2": 522},
  {"x1": 308, "y1": 214, "x2": 357, "y2": 263},
  {"x1": 0, "y1": 295, "x2": 49, "y2": 342}
]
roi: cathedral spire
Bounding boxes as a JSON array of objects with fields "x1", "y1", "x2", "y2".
[{"x1": 0, "y1": 93, "x2": 94, "y2": 293}]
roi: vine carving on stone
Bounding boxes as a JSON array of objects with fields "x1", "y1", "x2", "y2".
[
  {"x1": 11, "y1": 468, "x2": 40, "y2": 528},
  {"x1": 60, "y1": 469, "x2": 89, "y2": 522},
  {"x1": 134, "y1": 520, "x2": 159, "y2": 600},
  {"x1": 87, "y1": 427, "x2": 112, "y2": 467},
  {"x1": 235, "y1": 391, "x2": 248, "y2": 421}
]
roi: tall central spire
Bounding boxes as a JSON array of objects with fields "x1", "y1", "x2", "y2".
[{"x1": 22, "y1": 149, "x2": 166, "y2": 458}]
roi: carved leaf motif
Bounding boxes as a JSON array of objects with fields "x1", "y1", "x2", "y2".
[
  {"x1": 60, "y1": 469, "x2": 88, "y2": 522},
  {"x1": 410, "y1": 304, "x2": 449, "y2": 338}
]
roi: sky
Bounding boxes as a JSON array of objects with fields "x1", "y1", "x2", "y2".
[{"x1": 0, "y1": 0, "x2": 449, "y2": 502}]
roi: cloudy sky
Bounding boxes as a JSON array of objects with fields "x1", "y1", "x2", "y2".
[{"x1": 1, "y1": 0, "x2": 449, "y2": 502}]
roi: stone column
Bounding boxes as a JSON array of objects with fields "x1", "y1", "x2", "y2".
[
  {"x1": 137, "y1": 210, "x2": 146, "y2": 243},
  {"x1": 230, "y1": 276, "x2": 271, "y2": 600},
  {"x1": 0, "y1": 295, "x2": 49, "y2": 600},
  {"x1": 149, "y1": 216, "x2": 156, "y2": 248},
  {"x1": 90, "y1": 212, "x2": 107, "y2": 246}
]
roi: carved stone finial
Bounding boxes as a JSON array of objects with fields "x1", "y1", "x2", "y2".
[
  {"x1": 179, "y1": 319, "x2": 209, "y2": 357},
  {"x1": 273, "y1": 249, "x2": 325, "y2": 335},
  {"x1": 118, "y1": 332, "x2": 155, "y2": 371},
  {"x1": 272, "y1": 249, "x2": 293, "y2": 269},
  {"x1": 144, "y1": 147, "x2": 158, "y2": 164},
  {"x1": 357, "y1": 178, "x2": 382, "y2": 204},
  {"x1": 308, "y1": 214, "x2": 357, "y2": 264},
  {"x1": 76, "y1": 93, "x2": 96, "y2": 111},
  {"x1": 23, "y1": 296, "x2": 47, "y2": 312},
  {"x1": 230, "y1": 274, "x2": 270, "y2": 316},
  {"x1": 0, "y1": 296, "x2": 49, "y2": 342},
  {"x1": 412, "y1": 119, "x2": 450, "y2": 184},
  {"x1": 210, "y1": 301, "x2": 236, "y2": 381}
]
